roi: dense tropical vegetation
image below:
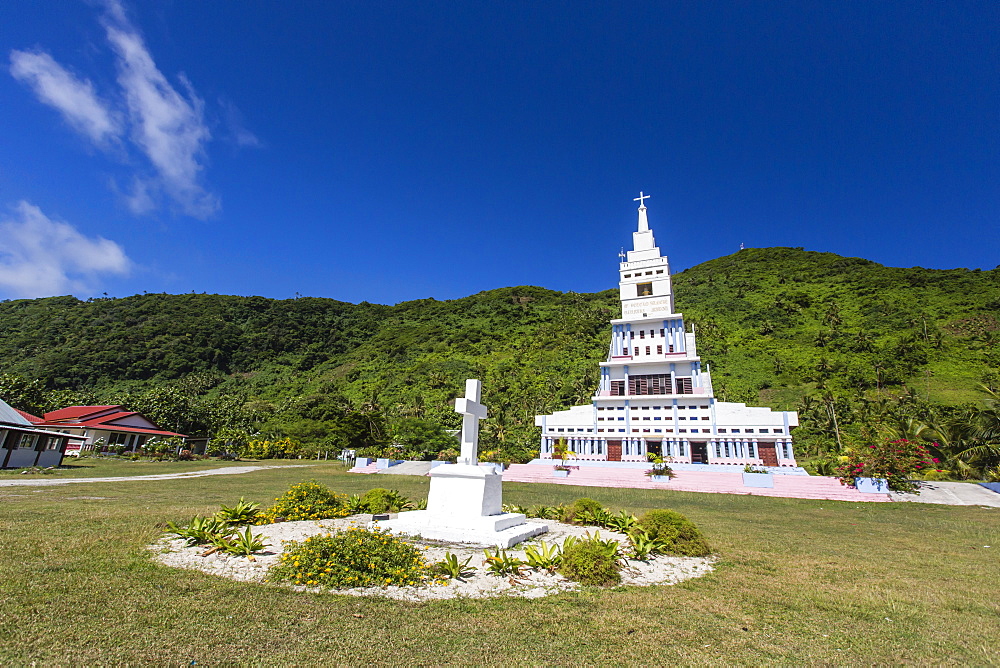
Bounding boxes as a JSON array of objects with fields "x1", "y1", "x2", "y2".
[{"x1": 1, "y1": 247, "x2": 997, "y2": 476}]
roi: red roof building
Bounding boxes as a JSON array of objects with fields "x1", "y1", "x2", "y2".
[{"x1": 33, "y1": 405, "x2": 187, "y2": 453}]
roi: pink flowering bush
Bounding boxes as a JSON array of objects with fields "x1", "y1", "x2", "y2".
[{"x1": 836, "y1": 438, "x2": 935, "y2": 493}]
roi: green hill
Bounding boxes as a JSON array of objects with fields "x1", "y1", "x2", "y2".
[{"x1": 1, "y1": 248, "x2": 997, "y2": 465}]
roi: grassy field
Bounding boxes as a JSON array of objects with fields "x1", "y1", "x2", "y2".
[
  {"x1": 1, "y1": 461, "x2": 998, "y2": 665},
  {"x1": 0, "y1": 457, "x2": 316, "y2": 478}
]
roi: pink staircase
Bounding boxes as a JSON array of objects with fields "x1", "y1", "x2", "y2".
[
  {"x1": 348, "y1": 462, "x2": 379, "y2": 474},
  {"x1": 502, "y1": 464, "x2": 891, "y2": 502}
]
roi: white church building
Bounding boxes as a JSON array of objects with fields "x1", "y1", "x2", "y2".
[{"x1": 535, "y1": 195, "x2": 798, "y2": 467}]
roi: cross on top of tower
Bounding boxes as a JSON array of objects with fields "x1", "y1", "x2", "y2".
[{"x1": 633, "y1": 191, "x2": 651, "y2": 208}]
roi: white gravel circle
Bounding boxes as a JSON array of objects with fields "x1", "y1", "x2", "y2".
[{"x1": 151, "y1": 516, "x2": 715, "y2": 601}]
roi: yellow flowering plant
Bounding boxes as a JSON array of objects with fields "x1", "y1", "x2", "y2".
[
  {"x1": 268, "y1": 527, "x2": 432, "y2": 589},
  {"x1": 255, "y1": 481, "x2": 351, "y2": 524}
]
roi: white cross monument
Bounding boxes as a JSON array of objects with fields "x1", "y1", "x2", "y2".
[
  {"x1": 455, "y1": 379, "x2": 487, "y2": 466},
  {"x1": 375, "y1": 379, "x2": 548, "y2": 547}
]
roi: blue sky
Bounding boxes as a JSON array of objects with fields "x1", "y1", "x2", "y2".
[{"x1": 1, "y1": 1, "x2": 997, "y2": 304}]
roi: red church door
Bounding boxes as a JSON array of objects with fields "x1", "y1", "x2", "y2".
[
  {"x1": 758, "y1": 443, "x2": 778, "y2": 466},
  {"x1": 607, "y1": 440, "x2": 622, "y2": 462}
]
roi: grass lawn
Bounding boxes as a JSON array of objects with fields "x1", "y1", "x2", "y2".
[
  {"x1": 1, "y1": 463, "x2": 998, "y2": 664},
  {"x1": 0, "y1": 456, "x2": 321, "y2": 479}
]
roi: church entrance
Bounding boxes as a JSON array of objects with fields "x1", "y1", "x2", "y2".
[
  {"x1": 758, "y1": 443, "x2": 778, "y2": 467},
  {"x1": 607, "y1": 440, "x2": 622, "y2": 462},
  {"x1": 646, "y1": 440, "x2": 662, "y2": 457},
  {"x1": 690, "y1": 441, "x2": 708, "y2": 464}
]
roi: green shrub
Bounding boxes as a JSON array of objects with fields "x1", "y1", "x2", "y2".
[
  {"x1": 561, "y1": 497, "x2": 604, "y2": 524},
  {"x1": 637, "y1": 509, "x2": 711, "y2": 557},
  {"x1": 268, "y1": 527, "x2": 432, "y2": 589},
  {"x1": 215, "y1": 497, "x2": 262, "y2": 525},
  {"x1": 558, "y1": 537, "x2": 622, "y2": 586},
  {"x1": 256, "y1": 481, "x2": 350, "y2": 523},
  {"x1": 359, "y1": 488, "x2": 411, "y2": 514}
]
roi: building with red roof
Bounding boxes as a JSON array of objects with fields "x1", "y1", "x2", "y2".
[
  {"x1": 30, "y1": 405, "x2": 187, "y2": 455},
  {"x1": 1, "y1": 397, "x2": 83, "y2": 468}
]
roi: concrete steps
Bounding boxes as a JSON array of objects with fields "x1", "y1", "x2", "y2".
[
  {"x1": 348, "y1": 462, "x2": 379, "y2": 474},
  {"x1": 502, "y1": 464, "x2": 891, "y2": 502}
]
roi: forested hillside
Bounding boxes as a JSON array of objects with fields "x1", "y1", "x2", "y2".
[{"x1": 1, "y1": 248, "x2": 998, "y2": 470}]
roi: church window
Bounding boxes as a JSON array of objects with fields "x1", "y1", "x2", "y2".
[
  {"x1": 746, "y1": 429, "x2": 754, "y2": 433},
  {"x1": 642, "y1": 417, "x2": 650, "y2": 421},
  {"x1": 598, "y1": 429, "x2": 605, "y2": 433},
  {"x1": 632, "y1": 429, "x2": 639, "y2": 433},
  {"x1": 666, "y1": 429, "x2": 674, "y2": 433},
  {"x1": 678, "y1": 416, "x2": 686, "y2": 420},
  {"x1": 639, "y1": 330, "x2": 645, "y2": 339},
  {"x1": 668, "y1": 345, "x2": 674, "y2": 352},
  {"x1": 656, "y1": 345, "x2": 663, "y2": 354},
  {"x1": 702, "y1": 429, "x2": 711, "y2": 433},
  {"x1": 679, "y1": 429, "x2": 687, "y2": 433},
  {"x1": 701, "y1": 416, "x2": 710, "y2": 421},
  {"x1": 618, "y1": 407, "x2": 625, "y2": 410},
  {"x1": 645, "y1": 346, "x2": 650, "y2": 355},
  {"x1": 637, "y1": 283, "x2": 652, "y2": 296},
  {"x1": 645, "y1": 271, "x2": 653, "y2": 275},
  {"x1": 732, "y1": 429, "x2": 740, "y2": 433},
  {"x1": 643, "y1": 429, "x2": 650, "y2": 433},
  {"x1": 660, "y1": 328, "x2": 665, "y2": 336},
  {"x1": 676, "y1": 377, "x2": 693, "y2": 394},
  {"x1": 654, "y1": 417, "x2": 661, "y2": 421},
  {"x1": 618, "y1": 429, "x2": 625, "y2": 433},
  {"x1": 557, "y1": 428, "x2": 564, "y2": 432},
  {"x1": 610, "y1": 381, "x2": 625, "y2": 396},
  {"x1": 634, "y1": 347, "x2": 639, "y2": 356},
  {"x1": 641, "y1": 406, "x2": 649, "y2": 410},
  {"x1": 618, "y1": 417, "x2": 624, "y2": 421},
  {"x1": 700, "y1": 405, "x2": 709, "y2": 409},
  {"x1": 774, "y1": 429, "x2": 783, "y2": 433},
  {"x1": 656, "y1": 270, "x2": 664, "y2": 274}
]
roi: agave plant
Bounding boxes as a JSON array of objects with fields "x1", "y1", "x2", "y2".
[
  {"x1": 525, "y1": 505, "x2": 557, "y2": 520},
  {"x1": 605, "y1": 510, "x2": 639, "y2": 534},
  {"x1": 482, "y1": 547, "x2": 527, "y2": 577},
  {"x1": 583, "y1": 531, "x2": 625, "y2": 565},
  {"x1": 626, "y1": 529, "x2": 669, "y2": 561},
  {"x1": 523, "y1": 541, "x2": 561, "y2": 572},
  {"x1": 166, "y1": 515, "x2": 234, "y2": 546},
  {"x1": 222, "y1": 526, "x2": 270, "y2": 561},
  {"x1": 215, "y1": 497, "x2": 261, "y2": 526},
  {"x1": 435, "y1": 552, "x2": 477, "y2": 580},
  {"x1": 343, "y1": 494, "x2": 366, "y2": 515}
]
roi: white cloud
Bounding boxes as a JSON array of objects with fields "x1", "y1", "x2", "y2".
[
  {"x1": 0, "y1": 201, "x2": 131, "y2": 299},
  {"x1": 103, "y1": 15, "x2": 219, "y2": 218},
  {"x1": 9, "y1": 50, "x2": 121, "y2": 147},
  {"x1": 8, "y1": 0, "x2": 223, "y2": 219}
]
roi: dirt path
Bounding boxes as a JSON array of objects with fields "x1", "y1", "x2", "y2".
[{"x1": 0, "y1": 464, "x2": 314, "y2": 487}]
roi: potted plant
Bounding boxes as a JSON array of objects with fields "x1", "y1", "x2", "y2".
[
  {"x1": 644, "y1": 455, "x2": 676, "y2": 482},
  {"x1": 552, "y1": 437, "x2": 574, "y2": 477},
  {"x1": 742, "y1": 464, "x2": 774, "y2": 488},
  {"x1": 836, "y1": 438, "x2": 935, "y2": 494}
]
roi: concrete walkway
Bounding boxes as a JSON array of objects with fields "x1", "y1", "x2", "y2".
[
  {"x1": 375, "y1": 461, "x2": 433, "y2": 476},
  {"x1": 0, "y1": 464, "x2": 313, "y2": 487},
  {"x1": 503, "y1": 463, "x2": 892, "y2": 502},
  {"x1": 891, "y1": 481, "x2": 1000, "y2": 507}
]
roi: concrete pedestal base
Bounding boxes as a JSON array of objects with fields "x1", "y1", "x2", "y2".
[{"x1": 376, "y1": 462, "x2": 548, "y2": 547}]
